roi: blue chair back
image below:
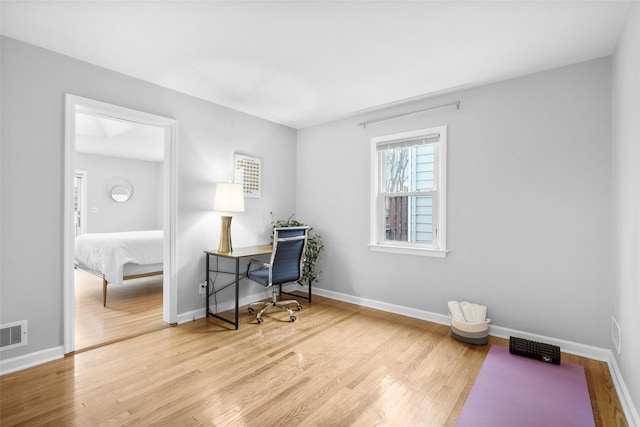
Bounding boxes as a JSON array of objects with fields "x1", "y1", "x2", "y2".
[{"x1": 270, "y1": 226, "x2": 309, "y2": 285}]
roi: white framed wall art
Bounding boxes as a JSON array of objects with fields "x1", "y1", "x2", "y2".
[{"x1": 234, "y1": 153, "x2": 262, "y2": 198}]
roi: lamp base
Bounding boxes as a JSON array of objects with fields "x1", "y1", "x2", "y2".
[{"x1": 218, "y1": 216, "x2": 233, "y2": 253}]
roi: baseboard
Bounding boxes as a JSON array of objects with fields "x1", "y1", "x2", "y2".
[
  {"x1": 2, "y1": 288, "x2": 274, "y2": 374},
  {"x1": 0, "y1": 345, "x2": 64, "y2": 376},
  {"x1": 313, "y1": 287, "x2": 451, "y2": 325},
  {"x1": 4, "y1": 288, "x2": 637, "y2": 426},
  {"x1": 313, "y1": 287, "x2": 608, "y2": 359},
  {"x1": 313, "y1": 287, "x2": 638, "y2": 427},
  {"x1": 607, "y1": 352, "x2": 640, "y2": 427},
  {"x1": 487, "y1": 325, "x2": 610, "y2": 361},
  {"x1": 177, "y1": 288, "x2": 274, "y2": 325}
]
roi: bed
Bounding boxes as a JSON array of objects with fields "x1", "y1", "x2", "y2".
[{"x1": 75, "y1": 230, "x2": 163, "y2": 306}]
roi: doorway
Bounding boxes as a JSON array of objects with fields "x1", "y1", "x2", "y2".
[{"x1": 63, "y1": 95, "x2": 178, "y2": 353}]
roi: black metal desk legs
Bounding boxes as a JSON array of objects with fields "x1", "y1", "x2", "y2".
[
  {"x1": 204, "y1": 245, "x2": 273, "y2": 330},
  {"x1": 205, "y1": 253, "x2": 240, "y2": 330},
  {"x1": 233, "y1": 258, "x2": 239, "y2": 328}
]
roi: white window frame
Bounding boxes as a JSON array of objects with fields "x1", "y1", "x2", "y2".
[{"x1": 369, "y1": 125, "x2": 448, "y2": 257}]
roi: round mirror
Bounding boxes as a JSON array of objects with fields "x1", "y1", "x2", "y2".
[{"x1": 110, "y1": 184, "x2": 132, "y2": 202}]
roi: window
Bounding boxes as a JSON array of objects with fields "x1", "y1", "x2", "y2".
[{"x1": 370, "y1": 126, "x2": 447, "y2": 257}]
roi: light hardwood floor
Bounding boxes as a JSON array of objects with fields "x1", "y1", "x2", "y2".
[
  {"x1": 75, "y1": 268, "x2": 167, "y2": 351},
  {"x1": 1, "y1": 294, "x2": 628, "y2": 426}
]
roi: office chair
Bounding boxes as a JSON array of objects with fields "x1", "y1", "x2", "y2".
[{"x1": 246, "y1": 226, "x2": 309, "y2": 323}]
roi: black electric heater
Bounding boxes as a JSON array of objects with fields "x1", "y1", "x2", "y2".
[{"x1": 509, "y1": 336, "x2": 561, "y2": 365}]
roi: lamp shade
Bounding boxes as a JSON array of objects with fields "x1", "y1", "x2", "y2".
[{"x1": 213, "y1": 183, "x2": 245, "y2": 213}]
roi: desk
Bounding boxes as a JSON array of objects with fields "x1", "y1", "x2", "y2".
[{"x1": 204, "y1": 245, "x2": 272, "y2": 329}]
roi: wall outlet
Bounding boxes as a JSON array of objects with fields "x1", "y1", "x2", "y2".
[{"x1": 199, "y1": 281, "x2": 207, "y2": 296}]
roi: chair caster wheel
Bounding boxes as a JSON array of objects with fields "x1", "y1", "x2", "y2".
[
  {"x1": 256, "y1": 317, "x2": 263, "y2": 324},
  {"x1": 296, "y1": 305, "x2": 302, "y2": 311},
  {"x1": 290, "y1": 316, "x2": 297, "y2": 322},
  {"x1": 248, "y1": 307, "x2": 254, "y2": 314}
]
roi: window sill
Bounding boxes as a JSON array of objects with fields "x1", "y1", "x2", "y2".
[{"x1": 369, "y1": 244, "x2": 448, "y2": 258}]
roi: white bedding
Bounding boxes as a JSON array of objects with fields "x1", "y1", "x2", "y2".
[{"x1": 75, "y1": 230, "x2": 163, "y2": 285}]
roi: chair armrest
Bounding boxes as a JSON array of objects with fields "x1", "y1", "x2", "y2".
[
  {"x1": 248, "y1": 258, "x2": 269, "y2": 267},
  {"x1": 246, "y1": 259, "x2": 271, "y2": 275}
]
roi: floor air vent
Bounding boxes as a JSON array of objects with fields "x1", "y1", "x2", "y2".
[{"x1": 0, "y1": 320, "x2": 27, "y2": 351}]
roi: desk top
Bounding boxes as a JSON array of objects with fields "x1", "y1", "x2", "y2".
[{"x1": 204, "y1": 244, "x2": 272, "y2": 259}]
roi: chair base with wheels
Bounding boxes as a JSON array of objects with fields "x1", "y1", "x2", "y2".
[
  {"x1": 247, "y1": 288, "x2": 302, "y2": 323},
  {"x1": 246, "y1": 226, "x2": 309, "y2": 324}
]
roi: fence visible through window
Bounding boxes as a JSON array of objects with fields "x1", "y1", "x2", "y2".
[{"x1": 386, "y1": 196, "x2": 408, "y2": 241}]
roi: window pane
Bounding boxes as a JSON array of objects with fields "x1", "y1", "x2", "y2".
[
  {"x1": 384, "y1": 144, "x2": 434, "y2": 192},
  {"x1": 413, "y1": 144, "x2": 435, "y2": 191},
  {"x1": 384, "y1": 195, "x2": 433, "y2": 243},
  {"x1": 384, "y1": 147, "x2": 410, "y2": 192}
]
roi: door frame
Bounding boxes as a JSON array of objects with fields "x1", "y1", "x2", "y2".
[
  {"x1": 63, "y1": 94, "x2": 178, "y2": 354},
  {"x1": 74, "y1": 170, "x2": 88, "y2": 237}
]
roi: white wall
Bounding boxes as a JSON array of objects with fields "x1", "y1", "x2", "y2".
[
  {"x1": 612, "y1": 1, "x2": 640, "y2": 420},
  {"x1": 297, "y1": 58, "x2": 612, "y2": 348},
  {"x1": 75, "y1": 153, "x2": 162, "y2": 233},
  {"x1": 0, "y1": 36, "x2": 297, "y2": 360}
]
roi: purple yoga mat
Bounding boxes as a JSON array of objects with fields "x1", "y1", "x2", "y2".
[{"x1": 456, "y1": 345, "x2": 594, "y2": 427}]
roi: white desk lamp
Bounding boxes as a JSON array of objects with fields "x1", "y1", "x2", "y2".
[{"x1": 213, "y1": 183, "x2": 245, "y2": 253}]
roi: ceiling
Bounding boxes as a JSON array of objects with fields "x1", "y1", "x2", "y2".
[
  {"x1": 75, "y1": 112, "x2": 165, "y2": 162},
  {"x1": 0, "y1": 1, "x2": 633, "y2": 129}
]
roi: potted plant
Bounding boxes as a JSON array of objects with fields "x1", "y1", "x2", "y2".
[{"x1": 270, "y1": 213, "x2": 324, "y2": 285}]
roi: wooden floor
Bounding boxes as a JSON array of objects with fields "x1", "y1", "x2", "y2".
[
  {"x1": 75, "y1": 268, "x2": 167, "y2": 351},
  {"x1": 1, "y1": 294, "x2": 628, "y2": 426}
]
